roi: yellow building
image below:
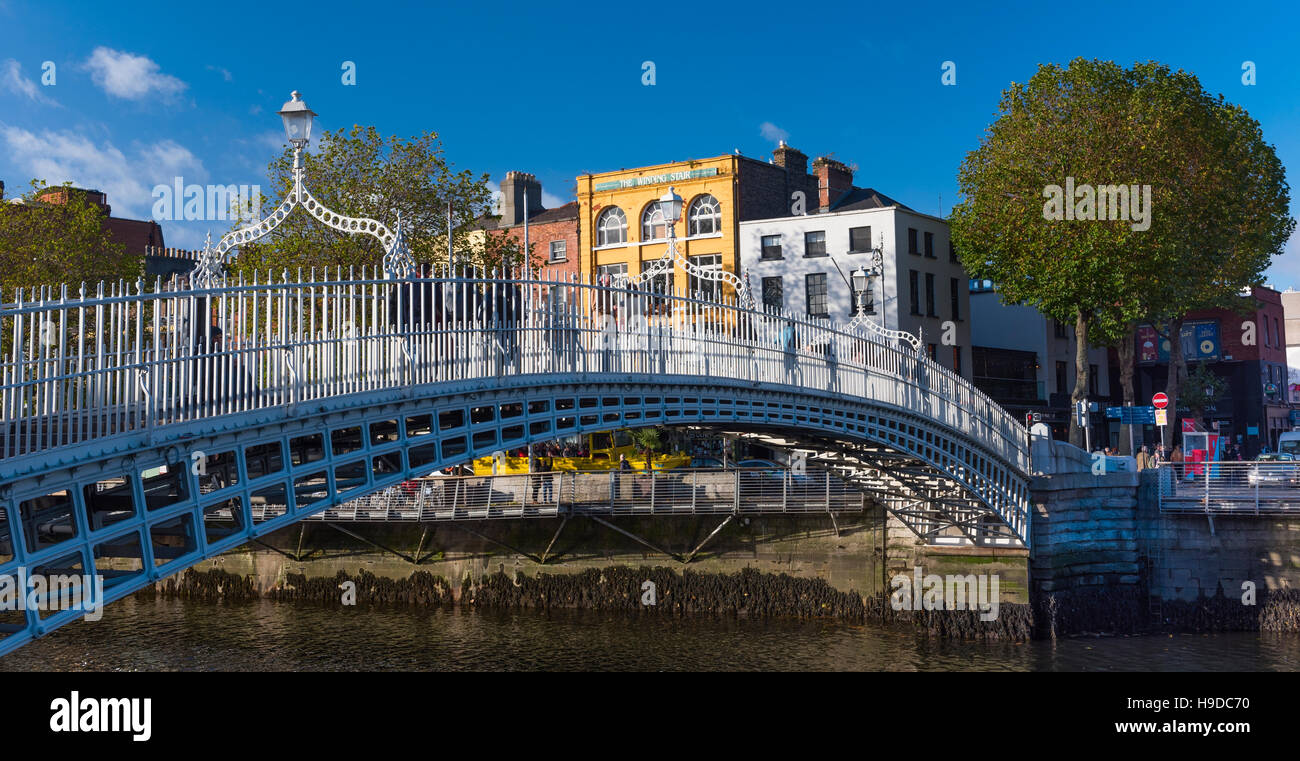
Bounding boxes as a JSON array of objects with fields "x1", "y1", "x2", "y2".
[{"x1": 577, "y1": 155, "x2": 741, "y2": 301}]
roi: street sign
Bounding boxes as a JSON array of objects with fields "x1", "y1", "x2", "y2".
[
  {"x1": 1105, "y1": 406, "x2": 1156, "y2": 424},
  {"x1": 1155, "y1": 409, "x2": 1168, "y2": 426},
  {"x1": 1152, "y1": 392, "x2": 1169, "y2": 409}
]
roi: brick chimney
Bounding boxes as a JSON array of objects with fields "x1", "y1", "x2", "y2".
[
  {"x1": 772, "y1": 140, "x2": 807, "y2": 180},
  {"x1": 499, "y1": 171, "x2": 544, "y2": 226},
  {"x1": 813, "y1": 156, "x2": 853, "y2": 211}
]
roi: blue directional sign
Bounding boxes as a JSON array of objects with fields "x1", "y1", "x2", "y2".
[{"x1": 1105, "y1": 406, "x2": 1156, "y2": 424}]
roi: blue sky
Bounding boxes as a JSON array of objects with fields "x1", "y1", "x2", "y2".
[{"x1": 1, "y1": 0, "x2": 1298, "y2": 283}]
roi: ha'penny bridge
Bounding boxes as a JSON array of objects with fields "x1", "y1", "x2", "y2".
[
  {"x1": 0, "y1": 267, "x2": 1031, "y2": 655},
  {"x1": 0, "y1": 90, "x2": 1030, "y2": 656}
]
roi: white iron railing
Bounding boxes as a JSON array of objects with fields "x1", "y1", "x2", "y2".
[
  {"x1": 1156, "y1": 461, "x2": 1300, "y2": 514},
  {"x1": 0, "y1": 267, "x2": 1029, "y2": 472}
]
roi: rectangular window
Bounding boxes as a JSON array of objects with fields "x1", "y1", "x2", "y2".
[
  {"x1": 924, "y1": 231, "x2": 935, "y2": 258},
  {"x1": 1264, "y1": 317, "x2": 1271, "y2": 347},
  {"x1": 927, "y1": 343, "x2": 938, "y2": 361},
  {"x1": 949, "y1": 277, "x2": 960, "y2": 320},
  {"x1": 949, "y1": 240, "x2": 958, "y2": 263},
  {"x1": 925, "y1": 273, "x2": 936, "y2": 317},
  {"x1": 688, "y1": 254, "x2": 722, "y2": 301},
  {"x1": 1054, "y1": 320, "x2": 1068, "y2": 339},
  {"x1": 908, "y1": 228, "x2": 919, "y2": 255},
  {"x1": 1089, "y1": 364, "x2": 1099, "y2": 397},
  {"x1": 596, "y1": 262, "x2": 628, "y2": 283},
  {"x1": 953, "y1": 346, "x2": 963, "y2": 376},
  {"x1": 805, "y1": 273, "x2": 829, "y2": 317},
  {"x1": 909, "y1": 270, "x2": 920, "y2": 315},
  {"x1": 849, "y1": 226, "x2": 872, "y2": 253},
  {"x1": 1056, "y1": 361, "x2": 1068, "y2": 396},
  {"x1": 761, "y1": 276, "x2": 783, "y2": 312},
  {"x1": 549, "y1": 240, "x2": 566, "y2": 262},
  {"x1": 761, "y1": 234, "x2": 783, "y2": 260},
  {"x1": 1275, "y1": 317, "x2": 1281, "y2": 347},
  {"x1": 804, "y1": 230, "x2": 827, "y2": 257}
]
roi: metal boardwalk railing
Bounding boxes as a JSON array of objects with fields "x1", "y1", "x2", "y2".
[
  {"x1": 229, "y1": 467, "x2": 867, "y2": 523},
  {"x1": 1157, "y1": 461, "x2": 1300, "y2": 515},
  {"x1": 0, "y1": 268, "x2": 1029, "y2": 474}
]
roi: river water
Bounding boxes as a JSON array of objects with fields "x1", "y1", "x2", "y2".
[{"x1": 2, "y1": 597, "x2": 1296, "y2": 671}]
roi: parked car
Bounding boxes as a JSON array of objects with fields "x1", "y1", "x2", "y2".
[
  {"x1": 1247, "y1": 453, "x2": 1300, "y2": 487},
  {"x1": 686, "y1": 456, "x2": 724, "y2": 469}
]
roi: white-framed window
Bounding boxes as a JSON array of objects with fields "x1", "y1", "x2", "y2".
[
  {"x1": 596, "y1": 207, "x2": 627, "y2": 247},
  {"x1": 642, "y1": 201, "x2": 668, "y2": 242},
  {"x1": 687, "y1": 194, "x2": 721, "y2": 236},
  {"x1": 596, "y1": 262, "x2": 628, "y2": 285},
  {"x1": 688, "y1": 254, "x2": 722, "y2": 301},
  {"x1": 549, "y1": 240, "x2": 567, "y2": 262}
]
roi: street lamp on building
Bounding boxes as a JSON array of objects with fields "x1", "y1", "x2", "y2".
[{"x1": 191, "y1": 90, "x2": 413, "y2": 288}]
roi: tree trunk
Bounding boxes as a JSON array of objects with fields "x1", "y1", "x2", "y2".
[
  {"x1": 1116, "y1": 324, "x2": 1136, "y2": 455},
  {"x1": 1069, "y1": 306, "x2": 1090, "y2": 449},
  {"x1": 1163, "y1": 316, "x2": 1186, "y2": 452}
]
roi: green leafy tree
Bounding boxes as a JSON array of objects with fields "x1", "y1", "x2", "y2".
[
  {"x1": 229, "y1": 126, "x2": 525, "y2": 279},
  {"x1": 0, "y1": 180, "x2": 139, "y2": 293},
  {"x1": 952, "y1": 58, "x2": 1293, "y2": 449},
  {"x1": 1181, "y1": 361, "x2": 1227, "y2": 422}
]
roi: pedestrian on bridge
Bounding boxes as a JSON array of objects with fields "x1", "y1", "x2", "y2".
[{"x1": 782, "y1": 318, "x2": 801, "y2": 386}]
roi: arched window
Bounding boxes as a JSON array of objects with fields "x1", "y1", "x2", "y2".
[
  {"x1": 641, "y1": 201, "x2": 668, "y2": 242},
  {"x1": 687, "y1": 194, "x2": 720, "y2": 236},
  {"x1": 596, "y1": 206, "x2": 627, "y2": 247}
]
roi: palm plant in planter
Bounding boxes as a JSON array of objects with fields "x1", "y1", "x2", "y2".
[{"x1": 628, "y1": 427, "x2": 665, "y2": 470}]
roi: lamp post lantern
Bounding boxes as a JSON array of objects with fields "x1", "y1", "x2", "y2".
[
  {"x1": 191, "y1": 90, "x2": 413, "y2": 287},
  {"x1": 660, "y1": 186, "x2": 683, "y2": 228},
  {"x1": 278, "y1": 91, "x2": 316, "y2": 153}
]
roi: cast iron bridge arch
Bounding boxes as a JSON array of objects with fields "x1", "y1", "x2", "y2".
[{"x1": 0, "y1": 269, "x2": 1029, "y2": 655}]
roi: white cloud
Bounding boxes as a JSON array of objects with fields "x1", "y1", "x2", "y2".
[
  {"x1": 759, "y1": 121, "x2": 789, "y2": 145},
  {"x1": 85, "y1": 47, "x2": 187, "y2": 100},
  {"x1": 0, "y1": 126, "x2": 207, "y2": 219},
  {"x1": 1, "y1": 59, "x2": 57, "y2": 105},
  {"x1": 206, "y1": 64, "x2": 233, "y2": 82}
]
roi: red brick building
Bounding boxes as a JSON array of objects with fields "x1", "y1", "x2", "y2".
[
  {"x1": 33, "y1": 185, "x2": 166, "y2": 257},
  {"x1": 1122, "y1": 285, "x2": 1294, "y2": 455}
]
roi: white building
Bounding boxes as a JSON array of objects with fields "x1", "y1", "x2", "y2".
[
  {"x1": 739, "y1": 192, "x2": 971, "y2": 379},
  {"x1": 1282, "y1": 290, "x2": 1300, "y2": 404},
  {"x1": 969, "y1": 281, "x2": 1113, "y2": 443}
]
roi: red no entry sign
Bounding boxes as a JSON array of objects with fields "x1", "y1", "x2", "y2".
[{"x1": 1152, "y1": 392, "x2": 1169, "y2": 409}]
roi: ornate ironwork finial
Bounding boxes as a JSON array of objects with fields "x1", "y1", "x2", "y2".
[
  {"x1": 383, "y1": 211, "x2": 416, "y2": 279},
  {"x1": 193, "y1": 229, "x2": 223, "y2": 288}
]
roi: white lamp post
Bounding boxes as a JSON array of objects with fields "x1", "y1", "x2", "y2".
[
  {"x1": 618, "y1": 186, "x2": 751, "y2": 308},
  {"x1": 846, "y1": 232, "x2": 921, "y2": 352},
  {"x1": 191, "y1": 91, "x2": 413, "y2": 287}
]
